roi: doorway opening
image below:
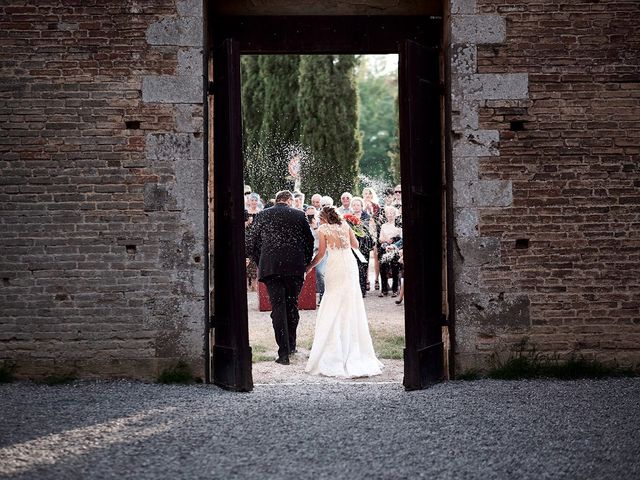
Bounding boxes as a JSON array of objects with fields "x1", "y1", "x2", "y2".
[
  {"x1": 207, "y1": 15, "x2": 450, "y2": 391},
  {"x1": 241, "y1": 54, "x2": 405, "y2": 384}
]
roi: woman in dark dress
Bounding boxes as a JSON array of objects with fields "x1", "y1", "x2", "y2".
[{"x1": 349, "y1": 197, "x2": 374, "y2": 297}]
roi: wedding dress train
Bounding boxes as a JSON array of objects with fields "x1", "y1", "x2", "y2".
[{"x1": 305, "y1": 223, "x2": 384, "y2": 378}]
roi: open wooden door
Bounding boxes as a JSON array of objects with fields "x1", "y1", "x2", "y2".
[
  {"x1": 210, "y1": 39, "x2": 252, "y2": 391},
  {"x1": 400, "y1": 39, "x2": 445, "y2": 390}
]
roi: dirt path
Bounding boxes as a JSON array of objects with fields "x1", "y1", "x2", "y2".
[{"x1": 248, "y1": 286, "x2": 405, "y2": 384}]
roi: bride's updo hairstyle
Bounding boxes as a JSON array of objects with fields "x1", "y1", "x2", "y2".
[{"x1": 320, "y1": 205, "x2": 342, "y2": 225}]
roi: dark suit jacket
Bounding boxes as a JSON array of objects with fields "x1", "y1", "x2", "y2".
[{"x1": 247, "y1": 203, "x2": 314, "y2": 281}]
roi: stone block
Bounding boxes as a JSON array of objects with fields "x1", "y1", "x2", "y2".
[
  {"x1": 456, "y1": 293, "x2": 531, "y2": 331},
  {"x1": 142, "y1": 76, "x2": 202, "y2": 104},
  {"x1": 451, "y1": 43, "x2": 476, "y2": 76},
  {"x1": 453, "y1": 264, "x2": 480, "y2": 293},
  {"x1": 175, "y1": 104, "x2": 203, "y2": 133},
  {"x1": 176, "y1": 0, "x2": 203, "y2": 17},
  {"x1": 450, "y1": 0, "x2": 476, "y2": 15},
  {"x1": 147, "y1": 133, "x2": 195, "y2": 162},
  {"x1": 467, "y1": 73, "x2": 529, "y2": 101},
  {"x1": 452, "y1": 156, "x2": 478, "y2": 181},
  {"x1": 146, "y1": 17, "x2": 202, "y2": 47},
  {"x1": 453, "y1": 207, "x2": 479, "y2": 238},
  {"x1": 177, "y1": 48, "x2": 203, "y2": 76},
  {"x1": 452, "y1": 15, "x2": 506, "y2": 44},
  {"x1": 452, "y1": 130, "x2": 499, "y2": 157},
  {"x1": 454, "y1": 180, "x2": 513, "y2": 207},
  {"x1": 451, "y1": 102, "x2": 479, "y2": 130},
  {"x1": 456, "y1": 237, "x2": 501, "y2": 266}
]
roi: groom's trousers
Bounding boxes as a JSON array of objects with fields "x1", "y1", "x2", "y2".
[{"x1": 263, "y1": 274, "x2": 304, "y2": 358}]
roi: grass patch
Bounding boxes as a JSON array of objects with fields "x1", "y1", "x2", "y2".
[
  {"x1": 38, "y1": 373, "x2": 77, "y2": 386},
  {"x1": 0, "y1": 362, "x2": 17, "y2": 383},
  {"x1": 157, "y1": 361, "x2": 195, "y2": 384},
  {"x1": 251, "y1": 344, "x2": 273, "y2": 363},
  {"x1": 487, "y1": 338, "x2": 637, "y2": 380},
  {"x1": 372, "y1": 332, "x2": 404, "y2": 360}
]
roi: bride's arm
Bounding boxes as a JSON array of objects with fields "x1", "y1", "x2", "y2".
[{"x1": 306, "y1": 232, "x2": 327, "y2": 273}]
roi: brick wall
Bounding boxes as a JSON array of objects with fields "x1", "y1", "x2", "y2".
[
  {"x1": 0, "y1": 1, "x2": 206, "y2": 379},
  {"x1": 452, "y1": 0, "x2": 640, "y2": 369}
]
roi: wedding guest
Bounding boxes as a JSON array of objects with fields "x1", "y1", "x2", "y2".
[
  {"x1": 337, "y1": 192, "x2": 352, "y2": 215},
  {"x1": 306, "y1": 205, "x2": 325, "y2": 303},
  {"x1": 315, "y1": 200, "x2": 330, "y2": 303},
  {"x1": 395, "y1": 245, "x2": 404, "y2": 305},
  {"x1": 293, "y1": 191, "x2": 307, "y2": 211},
  {"x1": 350, "y1": 197, "x2": 374, "y2": 297},
  {"x1": 378, "y1": 206, "x2": 402, "y2": 297},
  {"x1": 393, "y1": 184, "x2": 403, "y2": 227},
  {"x1": 320, "y1": 195, "x2": 334, "y2": 208},
  {"x1": 381, "y1": 187, "x2": 394, "y2": 208},
  {"x1": 363, "y1": 187, "x2": 382, "y2": 291},
  {"x1": 244, "y1": 185, "x2": 252, "y2": 209},
  {"x1": 245, "y1": 192, "x2": 262, "y2": 291},
  {"x1": 310, "y1": 193, "x2": 323, "y2": 210}
]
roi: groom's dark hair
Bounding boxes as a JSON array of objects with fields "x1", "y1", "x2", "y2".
[{"x1": 275, "y1": 190, "x2": 293, "y2": 203}]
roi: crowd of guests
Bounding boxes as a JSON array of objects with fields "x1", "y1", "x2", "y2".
[{"x1": 245, "y1": 184, "x2": 404, "y2": 305}]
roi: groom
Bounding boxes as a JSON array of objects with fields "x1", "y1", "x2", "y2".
[{"x1": 248, "y1": 190, "x2": 314, "y2": 365}]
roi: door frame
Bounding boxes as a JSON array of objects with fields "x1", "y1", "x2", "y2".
[{"x1": 205, "y1": 14, "x2": 454, "y2": 390}]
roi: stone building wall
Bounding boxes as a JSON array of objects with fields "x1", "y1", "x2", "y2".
[
  {"x1": 0, "y1": 0, "x2": 206, "y2": 379},
  {"x1": 1, "y1": 0, "x2": 638, "y2": 380},
  {"x1": 451, "y1": 0, "x2": 640, "y2": 370}
]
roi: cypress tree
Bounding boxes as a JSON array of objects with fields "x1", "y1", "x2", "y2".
[
  {"x1": 254, "y1": 55, "x2": 301, "y2": 199},
  {"x1": 298, "y1": 55, "x2": 363, "y2": 200},
  {"x1": 241, "y1": 55, "x2": 265, "y2": 193}
]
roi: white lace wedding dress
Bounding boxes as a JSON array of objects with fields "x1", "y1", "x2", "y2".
[{"x1": 305, "y1": 222, "x2": 384, "y2": 378}]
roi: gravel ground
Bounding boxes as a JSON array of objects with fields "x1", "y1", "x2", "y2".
[{"x1": 1, "y1": 378, "x2": 639, "y2": 479}]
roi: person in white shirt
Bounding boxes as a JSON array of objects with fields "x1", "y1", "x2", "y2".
[{"x1": 337, "y1": 192, "x2": 352, "y2": 215}]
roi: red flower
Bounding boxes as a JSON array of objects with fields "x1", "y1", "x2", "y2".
[
  {"x1": 343, "y1": 213, "x2": 365, "y2": 237},
  {"x1": 343, "y1": 214, "x2": 361, "y2": 226}
]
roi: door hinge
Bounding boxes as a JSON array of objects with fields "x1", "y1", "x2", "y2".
[
  {"x1": 208, "y1": 81, "x2": 215, "y2": 95},
  {"x1": 209, "y1": 314, "x2": 216, "y2": 328},
  {"x1": 440, "y1": 313, "x2": 448, "y2": 326}
]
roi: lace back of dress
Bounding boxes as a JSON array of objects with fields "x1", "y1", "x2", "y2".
[{"x1": 320, "y1": 223, "x2": 351, "y2": 250}]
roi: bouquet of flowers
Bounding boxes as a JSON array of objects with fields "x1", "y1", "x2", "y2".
[{"x1": 343, "y1": 213, "x2": 366, "y2": 237}]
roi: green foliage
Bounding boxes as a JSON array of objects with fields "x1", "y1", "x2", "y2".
[
  {"x1": 487, "y1": 338, "x2": 637, "y2": 380},
  {"x1": 357, "y1": 67, "x2": 398, "y2": 184},
  {"x1": 372, "y1": 331, "x2": 404, "y2": 360},
  {"x1": 298, "y1": 55, "x2": 363, "y2": 200},
  {"x1": 0, "y1": 361, "x2": 16, "y2": 383},
  {"x1": 157, "y1": 361, "x2": 195, "y2": 384}
]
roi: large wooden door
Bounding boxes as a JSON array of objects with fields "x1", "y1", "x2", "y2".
[
  {"x1": 399, "y1": 39, "x2": 445, "y2": 389},
  {"x1": 210, "y1": 39, "x2": 252, "y2": 391}
]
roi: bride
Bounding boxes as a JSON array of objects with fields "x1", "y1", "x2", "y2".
[{"x1": 304, "y1": 205, "x2": 384, "y2": 378}]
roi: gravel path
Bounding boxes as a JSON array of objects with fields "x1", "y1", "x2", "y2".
[{"x1": 1, "y1": 379, "x2": 639, "y2": 479}]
